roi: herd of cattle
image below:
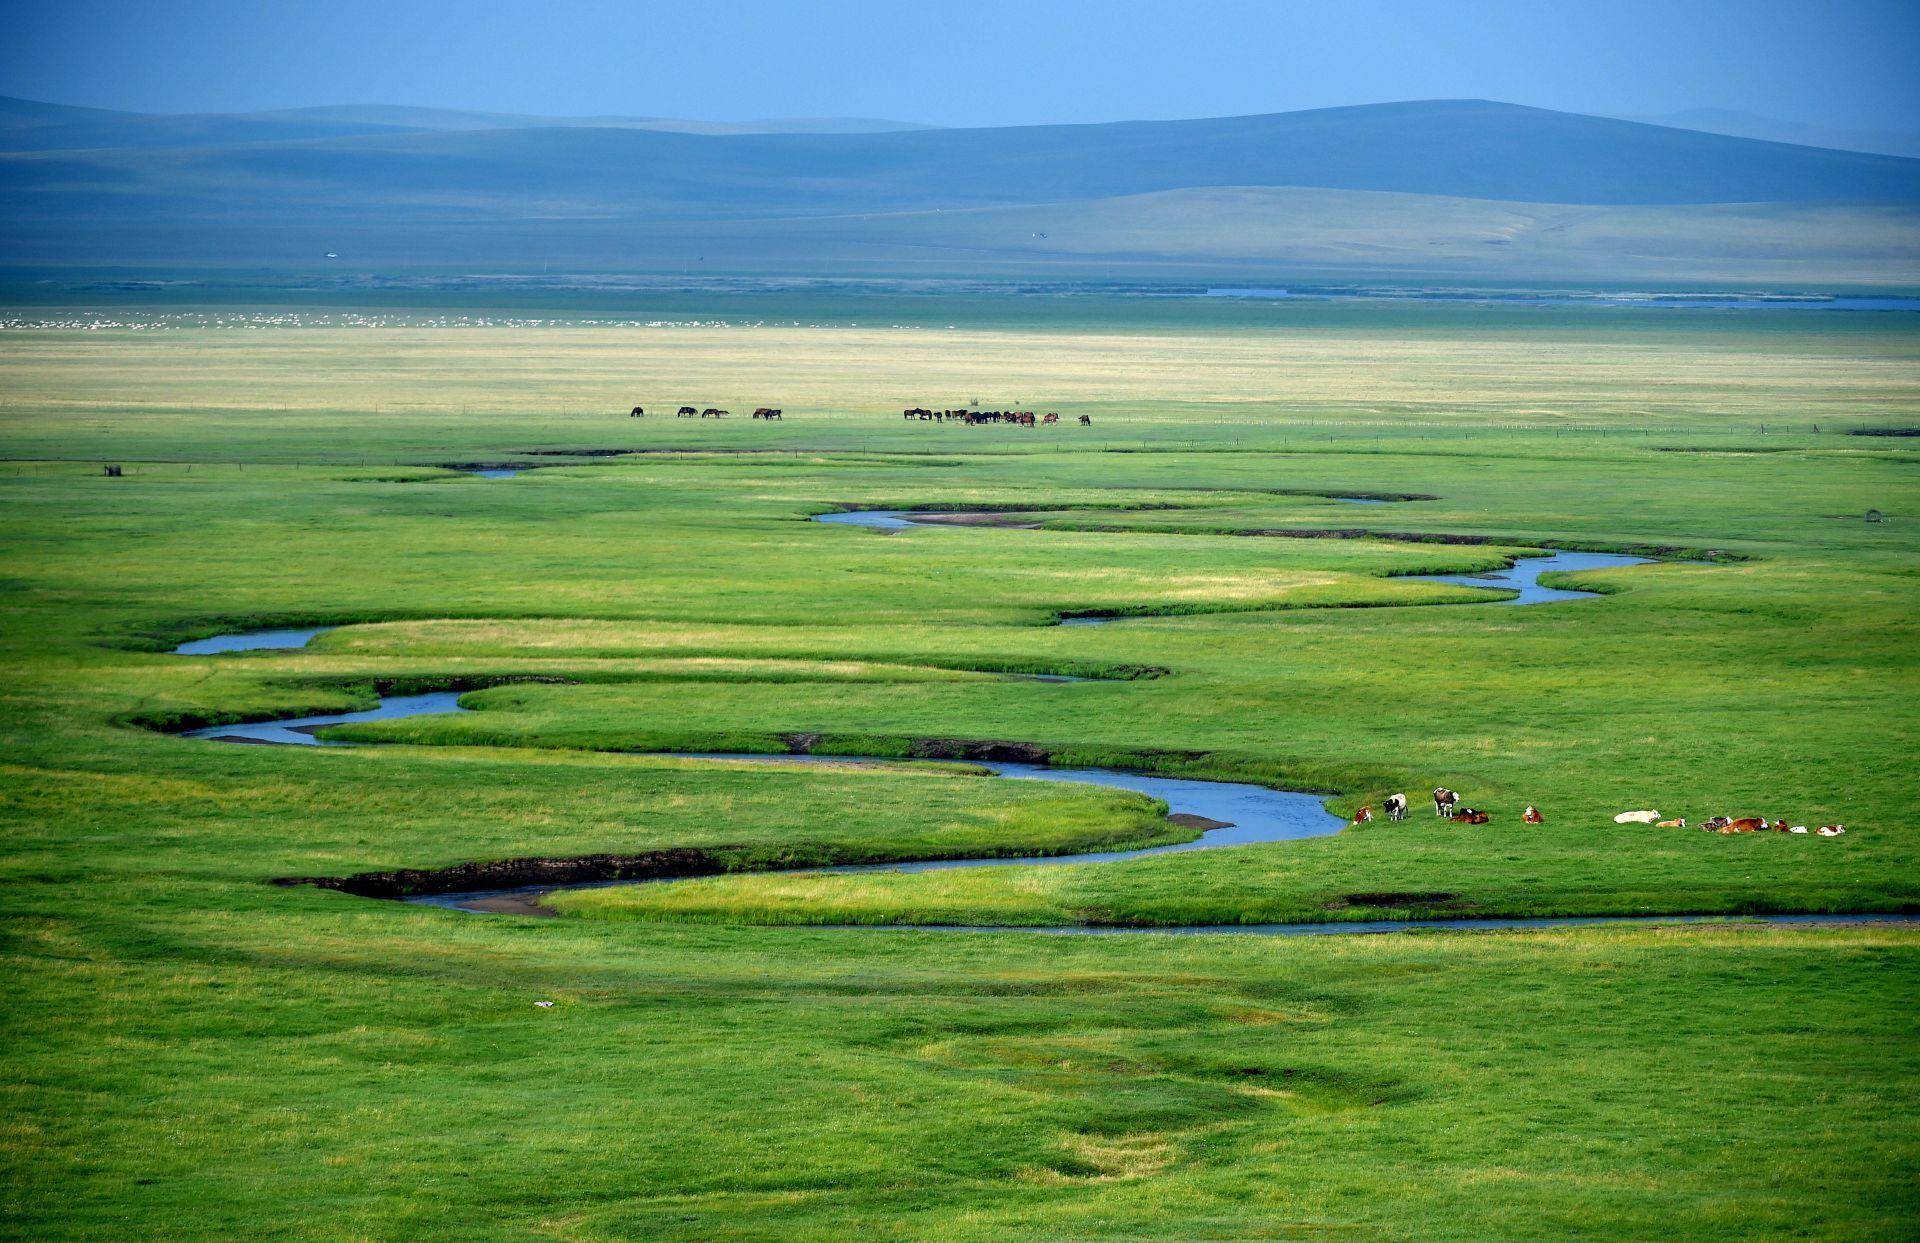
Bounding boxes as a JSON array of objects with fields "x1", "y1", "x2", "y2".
[
  {"x1": 1610, "y1": 808, "x2": 1846, "y2": 835},
  {"x1": 903, "y1": 408, "x2": 1091, "y2": 426},
  {"x1": 1349, "y1": 788, "x2": 1846, "y2": 836}
]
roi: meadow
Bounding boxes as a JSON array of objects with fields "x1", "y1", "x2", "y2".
[{"x1": 2, "y1": 293, "x2": 1917, "y2": 1238}]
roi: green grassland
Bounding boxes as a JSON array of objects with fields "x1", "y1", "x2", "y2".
[{"x1": 3, "y1": 299, "x2": 1917, "y2": 1237}]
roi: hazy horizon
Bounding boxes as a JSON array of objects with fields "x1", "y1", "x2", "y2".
[{"x1": 3, "y1": 0, "x2": 1916, "y2": 134}]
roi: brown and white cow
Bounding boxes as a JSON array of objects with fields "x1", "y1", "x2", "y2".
[
  {"x1": 1433, "y1": 787, "x2": 1458, "y2": 817},
  {"x1": 1522, "y1": 805, "x2": 1544, "y2": 824}
]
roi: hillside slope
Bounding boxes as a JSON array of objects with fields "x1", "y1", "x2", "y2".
[{"x1": 3, "y1": 98, "x2": 1915, "y2": 278}]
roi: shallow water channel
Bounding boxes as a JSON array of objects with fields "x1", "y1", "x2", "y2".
[
  {"x1": 160, "y1": 531, "x2": 1809, "y2": 935},
  {"x1": 813, "y1": 509, "x2": 1658, "y2": 608},
  {"x1": 167, "y1": 641, "x2": 1903, "y2": 934}
]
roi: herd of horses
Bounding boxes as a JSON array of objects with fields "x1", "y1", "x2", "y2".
[
  {"x1": 622, "y1": 405, "x2": 1094, "y2": 425},
  {"x1": 903, "y1": 408, "x2": 1091, "y2": 426},
  {"x1": 627, "y1": 406, "x2": 782, "y2": 419},
  {"x1": 1348, "y1": 787, "x2": 1845, "y2": 835}
]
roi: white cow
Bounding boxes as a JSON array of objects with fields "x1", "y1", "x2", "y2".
[{"x1": 1613, "y1": 809, "x2": 1662, "y2": 824}]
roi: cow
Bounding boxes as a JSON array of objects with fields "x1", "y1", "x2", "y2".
[
  {"x1": 1384, "y1": 793, "x2": 1408, "y2": 822},
  {"x1": 1522, "y1": 805, "x2": 1544, "y2": 824},
  {"x1": 1656, "y1": 818, "x2": 1687, "y2": 828},
  {"x1": 1433, "y1": 787, "x2": 1458, "y2": 818},
  {"x1": 1723, "y1": 817, "x2": 1767, "y2": 833},
  {"x1": 1351, "y1": 805, "x2": 1374, "y2": 826},
  {"x1": 1700, "y1": 816, "x2": 1731, "y2": 832},
  {"x1": 677, "y1": 406, "x2": 698, "y2": 418},
  {"x1": 629, "y1": 406, "x2": 645, "y2": 417},
  {"x1": 1450, "y1": 808, "x2": 1490, "y2": 825},
  {"x1": 1078, "y1": 414, "x2": 1091, "y2": 425},
  {"x1": 1613, "y1": 809, "x2": 1662, "y2": 824},
  {"x1": 1786, "y1": 824, "x2": 1809, "y2": 834},
  {"x1": 1816, "y1": 825, "x2": 1845, "y2": 836}
]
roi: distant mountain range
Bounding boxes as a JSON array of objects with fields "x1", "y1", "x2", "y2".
[
  {"x1": 0, "y1": 95, "x2": 935, "y2": 149},
  {"x1": 2, "y1": 95, "x2": 1915, "y2": 281},
  {"x1": 1623, "y1": 109, "x2": 1920, "y2": 161}
]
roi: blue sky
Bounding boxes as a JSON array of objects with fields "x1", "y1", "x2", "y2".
[{"x1": 3, "y1": 0, "x2": 1916, "y2": 131}]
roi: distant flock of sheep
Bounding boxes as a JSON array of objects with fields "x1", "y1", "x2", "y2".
[{"x1": 1350, "y1": 788, "x2": 1845, "y2": 836}]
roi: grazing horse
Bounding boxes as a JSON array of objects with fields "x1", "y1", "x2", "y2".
[
  {"x1": 752, "y1": 408, "x2": 782, "y2": 420},
  {"x1": 1433, "y1": 787, "x2": 1458, "y2": 817},
  {"x1": 700, "y1": 408, "x2": 728, "y2": 418},
  {"x1": 1042, "y1": 412, "x2": 1059, "y2": 424},
  {"x1": 1384, "y1": 793, "x2": 1407, "y2": 821},
  {"x1": 629, "y1": 406, "x2": 645, "y2": 417},
  {"x1": 1522, "y1": 805, "x2": 1544, "y2": 823},
  {"x1": 1077, "y1": 414, "x2": 1091, "y2": 425},
  {"x1": 677, "y1": 406, "x2": 698, "y2": 418}
]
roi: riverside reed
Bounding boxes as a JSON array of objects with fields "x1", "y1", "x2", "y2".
[{"x1": 2, "y1": 297, "x2": 1916, "y2": 1238}]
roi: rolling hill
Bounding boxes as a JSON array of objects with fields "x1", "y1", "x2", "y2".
[
  {"x1": 2, "y1": 97, "x2": 1916, "y2": 280},
  {"x1": 0, "y1": 95, "x2": 934, "y2": 151}
]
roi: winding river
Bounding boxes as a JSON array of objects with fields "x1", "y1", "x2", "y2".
[
  {"x1": 155, "y1": 521, "x2": 1872, "y2": 934},
  {"x1": 164, "y1": 626, "x2": 1909, "y2": 935},
  {"x1": 813, "y1": 509, "x2": 1662, "y2": 610}
]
